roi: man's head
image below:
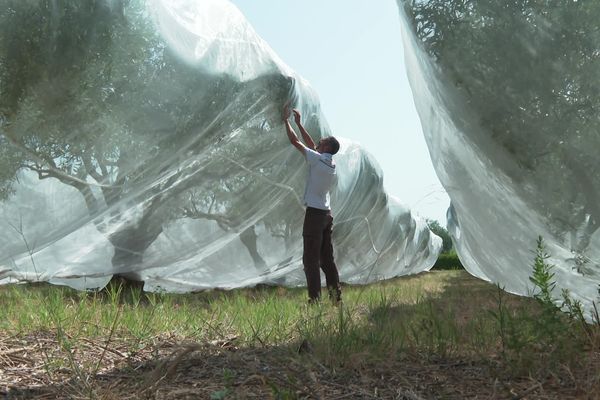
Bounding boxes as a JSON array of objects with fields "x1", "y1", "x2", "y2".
[{"x1": 317, "y1": 136, "x2": 340, "y2": 155}]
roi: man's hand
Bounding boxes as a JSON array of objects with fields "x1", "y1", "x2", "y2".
[
  {"x1": 283, "y1": 106, "x2": 307, "y2": 154},
  {"x1": 283, "y1": 105, "x2": 291, "y2": 121},
  {"x1": 292, "y1": 109, "x2": 301, "y2": 125},
  {"x1": 291, "y1": 109, "x2": 316, "y2": 151}
]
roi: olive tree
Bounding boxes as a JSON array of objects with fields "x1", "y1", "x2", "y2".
[
  {"x1": 0, "y1": 0, "x2": 291, "y2": 279},
  {"x1": 402, "y1": 0, "x2": 600, "y2": 253}
]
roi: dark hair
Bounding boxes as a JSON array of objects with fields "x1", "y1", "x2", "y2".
[{"x1": 325, "y1": 136, "x2": 340, "y2": 155}]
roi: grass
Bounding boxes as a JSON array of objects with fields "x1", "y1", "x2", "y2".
[
  {"x1": 1, "y1": 270, "x2": 599, "y2": 399},
  {"x1": 0, "y1": 272, "x2": 454, "y2": 350}
]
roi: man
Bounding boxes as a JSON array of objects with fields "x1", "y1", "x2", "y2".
[{"x1": 283, "y1": 106, "x2": 342, "y2": 304}]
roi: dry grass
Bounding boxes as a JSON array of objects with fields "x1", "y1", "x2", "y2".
[{"x1": 1, "y1": 271, "x2": 599, "y2": 399}]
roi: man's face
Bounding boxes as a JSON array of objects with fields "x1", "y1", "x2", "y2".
[{"x1": 317, "y1": 139, "x2": 329, "y2": 153}]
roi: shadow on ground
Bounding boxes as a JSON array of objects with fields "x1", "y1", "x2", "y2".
[{"x1": 3, "y1": 272, "x2": 599, "y2": 399}]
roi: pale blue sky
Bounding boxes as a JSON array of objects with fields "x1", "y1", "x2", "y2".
[{"x1": 231, "y1": 0, "x2": 450, "y2": 224}]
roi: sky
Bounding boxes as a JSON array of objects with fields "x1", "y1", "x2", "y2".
[{"x1": 231, "y1": 0, "x2": 450, "y2": 224}]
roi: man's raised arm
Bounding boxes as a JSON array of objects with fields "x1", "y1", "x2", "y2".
[
  {"x1": 283, "y1": 106, "x2": 307, "y2": 154},
  {"x1": 293, "y1": 109, "x2": 316, "y2": 151}
]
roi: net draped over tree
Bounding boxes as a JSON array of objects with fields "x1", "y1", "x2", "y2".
[{"x1": 0, "y1": 0, "x2": 441, "y2": 291}]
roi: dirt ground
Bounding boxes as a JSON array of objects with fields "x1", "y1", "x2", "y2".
[{"x1": 1, "y1": 330, "x2": 599, "y2": 399}]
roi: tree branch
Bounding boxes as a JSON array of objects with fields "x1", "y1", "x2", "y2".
[
  {"x1": 182, "y1": 205, "x2": 232, "y2": 229},
  {"x1": 2, "y1": 126, "x2": 117, "y2": 189},
  {"x1": 81, "y1": 151, "x2": 105, "y2": 184}
]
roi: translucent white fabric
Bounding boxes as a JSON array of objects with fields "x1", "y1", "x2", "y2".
[
  {"x1": 397, "y1": 0, "x2": 600, "y2": 310},
  {"x1": 0, "y1": 0, "x2": 440, "y2": 292}
]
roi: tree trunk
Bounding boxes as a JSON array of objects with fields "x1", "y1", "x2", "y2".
[
  {"x1": 239, "y1": 225, "x2": 266, "y2": 269},
  {"x1": 108, "y1": 219, "x2": 164, "y2": 283}
]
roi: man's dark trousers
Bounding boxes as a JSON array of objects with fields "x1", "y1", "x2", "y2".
[{"x1": 302, "y1": 207, "x2": 341, "y2": 302}]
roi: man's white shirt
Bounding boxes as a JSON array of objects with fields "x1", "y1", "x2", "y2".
[{"x1": 303, "y1": 148, "x2": 336, "y2": 210}]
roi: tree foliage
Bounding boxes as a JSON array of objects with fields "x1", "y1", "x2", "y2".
[
  {"x1": 427, "y1": 219, "x2": 452, "y2": 253},
  {"x1": 0, "y1": 0, "x2": 292, "y2": 273},
  {"x1": 402, "y1": 0, "x2": 600, "y2": 251}
]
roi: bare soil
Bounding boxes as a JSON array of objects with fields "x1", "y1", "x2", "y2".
[
  {"x1": 2, "y1": 331, "x2": 599, "y2": 398},
  {"x1": 1, "y1": 273, "x2": 599, "y2": 399}
]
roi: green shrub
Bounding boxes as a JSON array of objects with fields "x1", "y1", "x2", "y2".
[
  {"x1": 489, "y1": 236, "x2": 597, "y2": 376},
  {"x1": 427, "y1": 219, "x2": 453, "y2": 253},
  {"x1": 432, "y1": 249, "x2": 464, "y2": 270}
]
